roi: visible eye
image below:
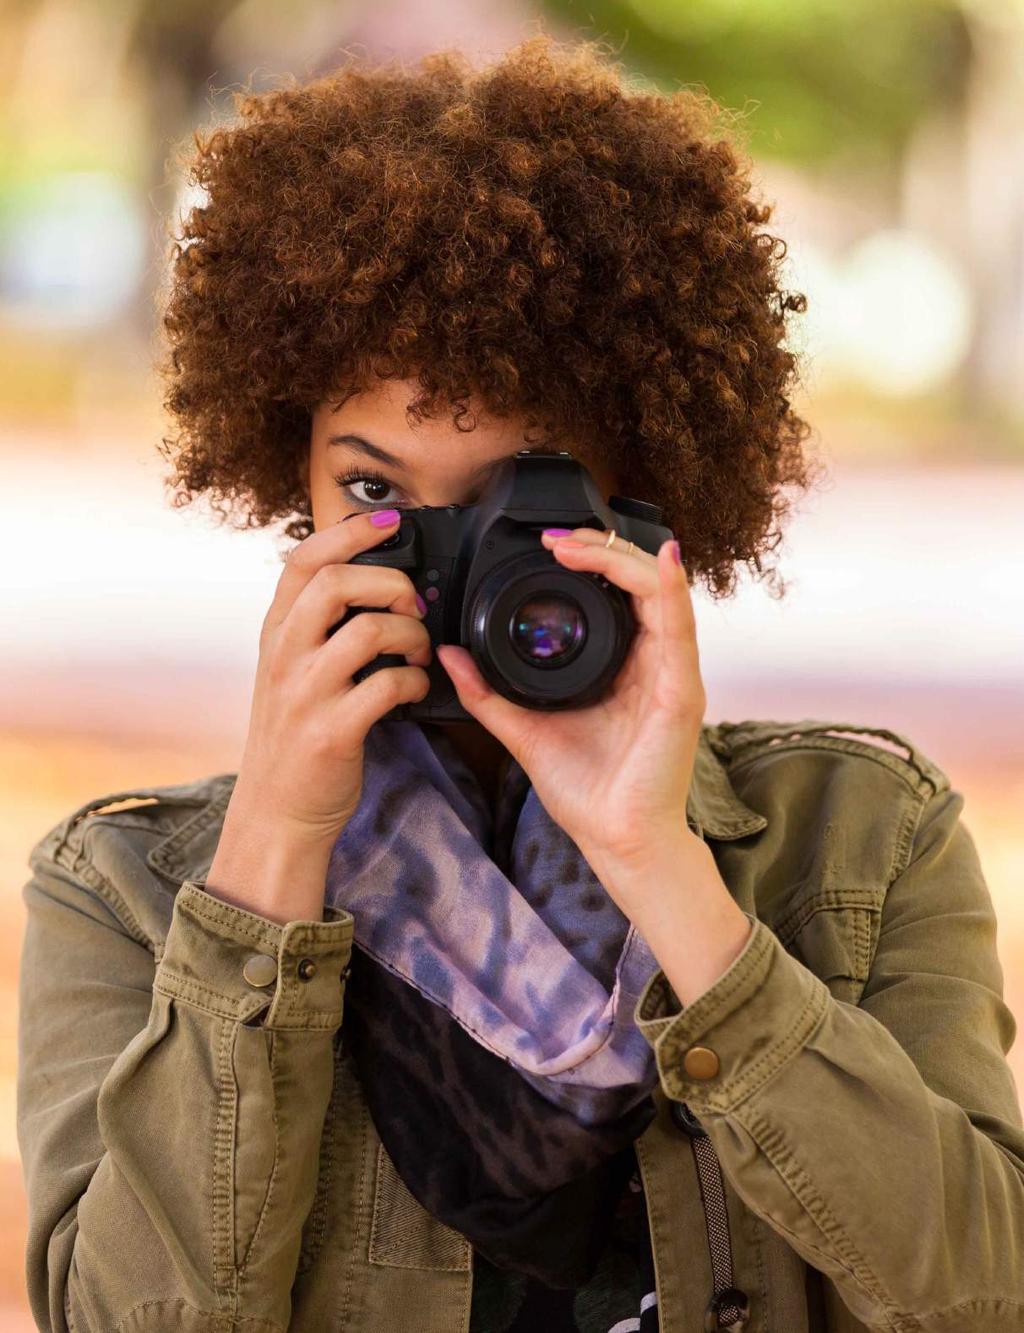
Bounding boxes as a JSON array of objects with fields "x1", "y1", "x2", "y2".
[{"x1": 331, "y1": 468, "x2": 405, "y2": 510}]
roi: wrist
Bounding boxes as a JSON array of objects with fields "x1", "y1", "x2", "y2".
[{"x1": 206, "y1": 798, "x2": 340, "y2": 925}]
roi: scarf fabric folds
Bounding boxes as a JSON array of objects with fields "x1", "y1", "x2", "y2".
[{"x1": 325, "y1": 717, "x2": 666, "y2": 1288}]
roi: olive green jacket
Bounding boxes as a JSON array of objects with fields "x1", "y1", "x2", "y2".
[{"x1": 16, "y1": 718, "x2": 1024, "y2": 1333}]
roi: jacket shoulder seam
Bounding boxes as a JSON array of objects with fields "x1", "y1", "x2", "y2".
[
  {"x1": 714, "y1": 720, "x2": 947, "y2": 799},
  {"x1": 37, "y1": 775, "x2": 236, "y2": 862}
]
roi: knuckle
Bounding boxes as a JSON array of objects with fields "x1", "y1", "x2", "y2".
[
  {"x1": 350, "y1": 612, "x2": 384, "y2": 649},
  {"x1": 375, "y1": 668, "x2": 406, "y2": 703},
  {"x1": 263, "y1": 642, "x2": 291, "y2": 687}
]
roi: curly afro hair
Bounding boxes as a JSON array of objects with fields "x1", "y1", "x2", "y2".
[{"x1": 157, "y1": 32, "x2": 822, "y2": 599}]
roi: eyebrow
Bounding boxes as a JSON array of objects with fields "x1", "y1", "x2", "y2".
[{"x1": 327, "y1": 433, "x2": 518, "y2": 477}]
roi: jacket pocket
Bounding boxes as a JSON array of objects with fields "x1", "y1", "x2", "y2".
[{"x1": 772, "y1": 895, "x2": 882, "y2": 1004}]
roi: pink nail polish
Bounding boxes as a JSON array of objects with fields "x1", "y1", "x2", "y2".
[
  {"x1": 415, "y1": 592, "x2": 427, "y2": 615},
  {"x1": 542, "y1": 528, "x2": 574, "y2": 538},
  {"x1": 670, "y1": 540, "x2": 682, "y2": 565},
  {"x1": 370, "y1": 509, "x2": 401, "y2": 527}
]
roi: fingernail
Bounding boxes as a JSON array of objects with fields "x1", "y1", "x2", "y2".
[
  {"x1": 542, "y1": 528, "x2": 574, "y2": 538},
  {"x1": 370, "y1": 509, "x2": 401, "y2": 527},
  {"x1": 415, "y1": 592, "x2": 427, "y2": 615},
  {"x1": 670, "y1": 539, "x2": 682, "y2": 565}
]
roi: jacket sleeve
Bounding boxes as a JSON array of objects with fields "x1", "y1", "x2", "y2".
[
  {"x1": 633, "y1": 784, "x2": 1024, "y2": 1332},
  {"x1": 16, "y1": 829, "x2": 355, "y2": 1333}
]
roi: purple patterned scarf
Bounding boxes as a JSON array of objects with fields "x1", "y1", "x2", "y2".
[{"x1": 325, "y1": 718, "x2": 665, "y2": 1286}]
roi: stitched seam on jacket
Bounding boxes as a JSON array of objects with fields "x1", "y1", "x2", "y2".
[
  {"x1": 773, "y1": 893, "x2": 881, "y2": 947},
  {"x1": 238, "y1": 1029, "x2": 282, "y2": 1279},
  {"x1": 704, "y1": 981, "x2": 830, "y2": 1113},
  {"x1": 731, "y1": 1105, "x2": 919, "y2": 1332},
  {"x1": 154, "y1": 966, "x2": 341, "y2": 1028},
  {"x1": 642, "y1": 914, "x2": 773, "y2": 1029},
  {"x1": 64, "y1": 1282, "x2": 78, "y2": 1333},
  {"x1": 334, "y1": 1055, "x2": 368, "y2": 1328},
  {"x1": 889, "y1": 790, "x2": 930, "y2": 886},
  {"x1": 299, "y1": 1037, "x2": 341, "y2": 1272},
  {"x1": 154, "y1": 969, "x2": 249, "y2": 1020},
  {"x1": 49, "y1": 838, "x2": 151, "y2": 949},
  {"x1": 727, "y1": 736, "x2": 930, "y2": 799},
  {"x1": 182, "y1": 893, "x2": 283, "y2": 946},
  {"x1": 113, "y1": 1296, "x2": 284, "y2": 1332},
  {"x1": 183, "y1": 889, "x2": 353, "y2": 949},
  {"x1": 212, "y1": 1015, "x2": 237, "y2": 1301},
  {"x1": 918, "y1": 1296, "x2": 1024, "y2": 1324},
  {"x1": 147, "y1": 790, "x2": 234, "y2": 872}
]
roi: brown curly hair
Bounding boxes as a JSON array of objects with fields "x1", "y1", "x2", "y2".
[{"x1": 156, "y1": 32, "x2": 822, "y2": 599}]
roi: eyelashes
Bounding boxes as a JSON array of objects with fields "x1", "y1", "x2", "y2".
[
  {"x1": 331, "y1": 468, "x2": 404, "y2": 509},
  {"x1": 329, "y1": 467, "x2": 492, "y2": 509}
]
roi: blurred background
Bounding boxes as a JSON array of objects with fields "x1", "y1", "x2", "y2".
[{"x1": 1, "y1": 0, "x2": 1022, "y2": 1326}]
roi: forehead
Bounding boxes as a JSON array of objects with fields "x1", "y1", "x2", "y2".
[
  {"x1": 317, "y1": 381, "x2": 546, "y2": 464},
  {"x1": 313, "y1": 377, "x2": 616, "y2": 489}
]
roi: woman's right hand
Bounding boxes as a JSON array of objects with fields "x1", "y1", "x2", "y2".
[
  {"x1": 205, "y1": 509, "x2": 432, "y2": 923},
  {"x1": 239, "y1": 508, "x2": 433, "y2": 845}
]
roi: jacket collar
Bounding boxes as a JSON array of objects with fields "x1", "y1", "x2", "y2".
[
  {"x1": 687, "y1": 726, "x2": 768, "y2": 841},
  {"x1": 150, "y1": 726, "x2": 766, "y2": 885}
]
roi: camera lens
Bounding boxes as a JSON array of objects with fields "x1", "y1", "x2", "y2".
[{"x1": 509, "y1": 593, "x2": 587, "y2": 665}]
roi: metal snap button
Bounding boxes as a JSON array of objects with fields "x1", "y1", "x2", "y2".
[
  {"x1": 296, "y1": 958, "x2": 317, "y2": 981},
  {"x1": 242, "y1": 953, "x2": 278, "y2": 988},
  {"x1": 683, "y1": 1045, "x2": 720, "y2": 1080}
]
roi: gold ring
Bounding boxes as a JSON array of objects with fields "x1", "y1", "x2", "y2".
[{"x1": 602, "y1": 527, "x2": 634, "y2": 554}]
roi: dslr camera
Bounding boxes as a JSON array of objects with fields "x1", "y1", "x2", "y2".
[{"x1": 328, "y1": 450, "x2": 673, "y2": 723}]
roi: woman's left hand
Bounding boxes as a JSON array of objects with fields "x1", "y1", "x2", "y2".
[{"x1": 434, "y1": 528, "x2": 707, "y2": 883}]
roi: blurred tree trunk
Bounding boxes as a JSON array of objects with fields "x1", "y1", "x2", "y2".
[
  {"x1": 123, "y1": 0, "x2": 245, "y2": 338},
  {"x1": 959, "y1": 9, "x2": 1024, "y2": 418}
]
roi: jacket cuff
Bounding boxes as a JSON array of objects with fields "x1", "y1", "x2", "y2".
[
  {"x1": 154, "y1": 879, "x2": 355, "y2": 1031},
  {"x1": 633, "y1": 911, "x2": 831, "y2": 1114}
]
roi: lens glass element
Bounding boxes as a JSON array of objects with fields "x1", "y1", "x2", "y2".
[{"x1": 509, "y1": 594, "x2": 587, "y2": 664}]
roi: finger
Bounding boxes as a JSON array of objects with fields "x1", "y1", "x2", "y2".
[
  {"x1": 434, "y1": 644, "x2": 530, "y2": 761},
  {"x1": 656, "y1": 538, "x2": 703, "y2": 697},
  {"x1": 540, "y1": 526, "x2": 658, "y2": 570},
  {"x1": 264, "y1": 510, "x2": 403, "y2": 636},
  {"x1": 281, "y1": 561, "x2": 425, "y2": 657},
  {"x1": 539, "y1": 530, "x2": 660, "y2": 601},
  {"x1": 310, "y1": 609, "x2": 433, "y2": 691}
]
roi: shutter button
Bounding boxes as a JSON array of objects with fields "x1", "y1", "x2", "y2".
[
  {"x1": 683, "y1": 1045, "x2": 720, "y2": 1079},
  {"x1": 242, "y1": 954, "x2": 278, "y2": 988},
  {"x1": 297, "y1": 958, "x2": 317, "y2": 981}
]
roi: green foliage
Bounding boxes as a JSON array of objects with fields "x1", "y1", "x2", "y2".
[{"x1": 540, "y1": 0, "x2": 971, "y2": 165}]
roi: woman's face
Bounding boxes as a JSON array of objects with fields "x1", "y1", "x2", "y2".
[{"x1": 304, "y1": 376, "x2": 620, "y2": 528}]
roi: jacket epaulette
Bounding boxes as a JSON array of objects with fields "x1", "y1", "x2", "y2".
[
  {"x1": 706, "y1": 717, "x2": 950, "y2": 800},
  {"x1": 33, "y1": 773, "x2": 237, "y2": 863}
]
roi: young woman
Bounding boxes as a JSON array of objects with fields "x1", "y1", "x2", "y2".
[{"x1": 17, "y1": 34, "x2": 1023, "y2": 1333}]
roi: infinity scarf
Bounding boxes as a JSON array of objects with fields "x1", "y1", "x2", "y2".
[{"x1": 325, "y1": 718, "x2": 664, "y2": 1287}]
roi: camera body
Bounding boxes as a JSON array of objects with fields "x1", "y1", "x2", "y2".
[{"x1": 328, "y1": 449, "x2": 673, "y2": 723}]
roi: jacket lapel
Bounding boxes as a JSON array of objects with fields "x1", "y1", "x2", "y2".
[{"x1": 687, "y1": 727, "x2": 768, "y2": 841}]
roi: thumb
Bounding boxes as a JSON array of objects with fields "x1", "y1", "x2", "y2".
[{"x1": 434, "y1": 644, "x2": 527, "y2": 756}]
